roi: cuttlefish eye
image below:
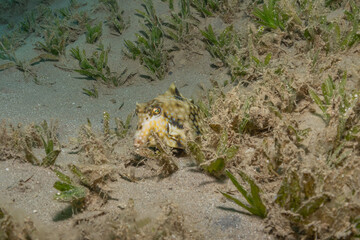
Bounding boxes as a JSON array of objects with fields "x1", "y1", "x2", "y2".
[{"x1": 152, "y1": 107, "x2": 161, "y2": 115}]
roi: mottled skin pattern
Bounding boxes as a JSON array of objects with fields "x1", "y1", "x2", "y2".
[{"x1": 134, "y1": 83, "x2": 203, "y2": 149}]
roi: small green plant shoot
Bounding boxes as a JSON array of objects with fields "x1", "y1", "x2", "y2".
[
  {"x1": 275, "y1": 171, "x2": 331, "y2": 219},
  {"x1": 25, "y1": 120, "x2": 61, "y2": 167},
  {"x1": 252, "y1": 0, "x2": 287, "y2": 31},
  {"x1": 221, "y1": 170, "x2": 267, "y2": 218},
  {"x1": 191, "y1": 0, "x2": 219, "y2": 17},
  {"x1": 53, "y1": 169, "x2": 87, "y2": 213},
  {"x1": 86, "y1": 22, "x2": 102, "y2": 43},
  {"x1": 124, "y1": 0, "x2": 168, "y2": 80},
  {"x1": 36, "y1": 28, "x2": 69, "y2": 56},
  {"x1": 309, "y1": 74, "x2": 359, "y2": 142},
  {"x1": 187, "y1": 130, "x2": 238, "y2": 178},
  {"x1": 115, "y1": 113, "x2": 133, "y2": 138},
  {"x1": 164, "y1": 0, "x2": 198, "y2": 42},
  {"x1": 71, "y1": 45, "x2": 127, "y2": 86}
]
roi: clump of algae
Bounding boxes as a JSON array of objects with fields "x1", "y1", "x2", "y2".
[{"x1": 195, "y1": 66, "x2": 359, "y2": 238}]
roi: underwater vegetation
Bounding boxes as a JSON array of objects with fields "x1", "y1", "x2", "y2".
[
  {"x1": 53, "y1": 163, "x2": 115, "y2": 214},
  {"x1": 190, "y1": 0, "x2": 240, "y2": 18},
  {"x1": 86, "y1": 22, "x2": 103, "y2": 44},
  {"x1": 124, "y1": 0, "x2": 168, "y2": 80},
  {"x1": 124, "y1": 0, "x2": 240, "y2": 80},
  {"x1": 221, "y1": 170, "x2": 267, "y2": 218},
  {"x1": 196, "y1": 72, "x2": 359, "y2": 239},
  {"x1": 0, "y1": 40, "x2": 59, "y2": 80},
  {"x1": 252, "y1": 0, "x2": 288, "y2": 31},
  {"x1": 82, "y1": 85, "x2": 99, "y2": 98},
  {"x1": 68, "y1": 111, "x2": 133, "y2": 165},
  {"x1": 310, "y1": 74, "x2": 359, "y2": 167},
  {"x1": 191, "y1": 0, "x2": 220, "y2": 17},
  {"x1": 331, "y1": 2, "x2": 360, "y2": 49},
  {"x1": 37, "y1": 5, "x2": 90, "y2": 51},
  {"x1": 0, "y1": 2, "x2": 92, "y2": 81},
  {"x1": 19, "y1": 5, "x2": 52, "y2": 33},
  {"x1": 163, "y1": 0, "x2": 199, "y2": 43},
  {"x1": 187, "y1": 129, "x2": 239, "y2": 178},
  {"x1": 0, "y1": 120, "x2": 60, "y2": 167},
  {"x1": 172, "y1": 0, "x2": 360, "y2": 236},
  {"x1": 100, "y1": 0, "x2": 129, "y2": 35},
  {"x1": 36, "y1": 28, "x2": 68, "y2": 56},
  {"x1": 200, "y1": 24, "x2": 248, "y2": 82},
  {"x1": 201, "y1": 25, "x2": 239, "y2": 64},
  {"x1": 25, "y1": 120, "x2": 61, "y2": 167},
  {"x1": 53, "y1": 168, "x2": 88, "y2": 213},
  {"x1": 70, "y1": 44, "x2": 128, "y2": 86}
]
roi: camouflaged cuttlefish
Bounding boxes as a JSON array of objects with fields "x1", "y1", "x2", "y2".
[{"x1": 134, "y1": 83, "x2": 203, "y2": 149}]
